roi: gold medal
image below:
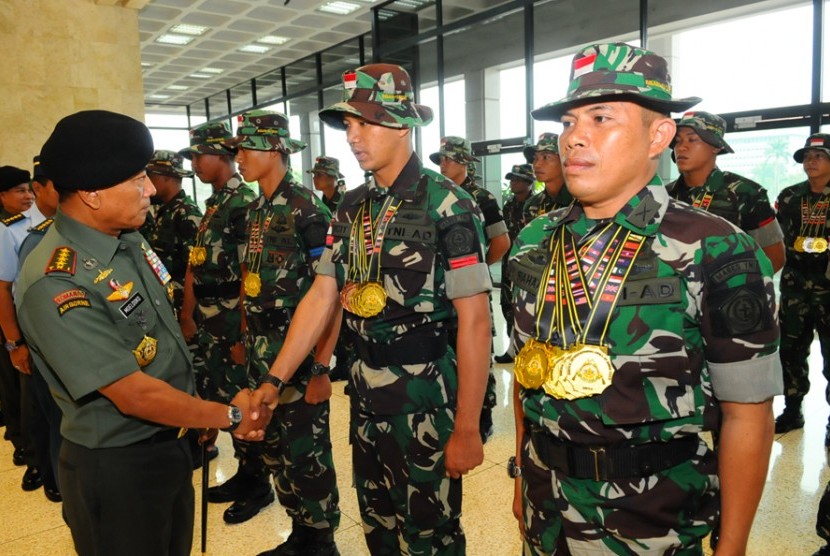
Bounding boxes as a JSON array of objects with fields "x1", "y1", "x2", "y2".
[
  {"x1": 542, "y1": 353, "x2": 568, "y2": 399},
  {"x1": 244, "y1": 272, "x2": 262, "y2": 297},
  {"x1": 814, "y1": 238, "x2": 828, "y2": 253},
  {"x1": 133, "y1": 335, "x2": 158, "y2": 367},
  {"x1": 794, "y1": 237, "x2": 805, "y2": 253},
  {"x1": 515, "y1": 338, "x2": 555, "y2": 389},
  {"x1": 189, "y1": 246, "x2": 207, "y2": 266},
  {"x1": 357, "y1": 282, "x2": 386, "y2": 317},
  {"x1": 340, "y1": 282, "x2": 358, "y2": 313},
  {"x1": 558, "y1": 344, "x2": 614, "y2": 399}
]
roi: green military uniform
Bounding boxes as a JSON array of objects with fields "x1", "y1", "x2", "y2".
[
  {"x1": 501, "y1": 164, "x2": 535, "y2": 348},
  {"x1": 522, "y1": 133, "x2": 573, "y2": 224},
  {"x1": 227, "y1": 110, "x2": 340, "y2": 540},
  {"x1": 318, "y1": 64, "x2": 492, "y2": 555}
]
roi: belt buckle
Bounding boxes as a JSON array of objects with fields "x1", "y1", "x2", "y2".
[{"x1": 589, "y1": 447, "x2": 607, "y2": 481}]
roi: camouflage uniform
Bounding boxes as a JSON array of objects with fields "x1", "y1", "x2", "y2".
[
  {"x1": 318, "y1": 64, "x2": 492, "y2": 555},
  {"x1": 227, "y1": 110, "x2": 340, "y2": 533},
  {"x1": 501, "y1": 164, "x2": 535, "y2": 345},
  {"x1": 522, "y1": 133, "x2": 572, "y2": 224},
  {"x1": 511, "y1": 185, "x2": 780, "y2": 555},
  {"x1": 144, "y1": 150, "x2": 202, "y2": 313},
  {"x1": 514, "y1": 43, "x2": 781, "y2": 555}
]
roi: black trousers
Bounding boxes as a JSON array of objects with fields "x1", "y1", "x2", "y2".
[
  {"x1": 60, "y1": 436, "x2": 195, "y2": 556},
  {"x1": 28, "y1": 366, "x2": 62, "y2": 487},
  {"x1": 0, "y1": 332, "x2": 24, "y2": 451}
]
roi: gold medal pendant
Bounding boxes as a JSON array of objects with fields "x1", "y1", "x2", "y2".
[
  {"x1": 542, "y1": 353, "x2": 568, "y2": 399},
  {"x1": 244, "y1": 273, "x2": 262, "y2": 297},
  {"x1": 515, "y1": 338, "x2": 554, "y2": 389},
  {"x1": 133, "y1": 335, "x2": 158, "y2": 367},
  {"x1": 340, "y1": 282, "x2": 358, "y2": 313},
  {"x1": 794, "y1": 237, "x2": 806, "y2": 253},
  {"x1": 558, "y1": 344, "x2": 614, "y2": 400},
  {"x1": 357, "y1": 282, "x2": 386, "y2": 318},
  {"x1": 189, "y1": 246, "x2": 207, "y2": 266},
  {"x1": 814, "y1": 238, "x2": 828, "y2": 253}
]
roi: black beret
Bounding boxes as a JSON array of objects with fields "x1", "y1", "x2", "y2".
[
  {"x1": 40, "y1": 110, "x2": 154, "y2": 192},
  {"x1": 0, "y1": 166, "x2": 31, "y2": 192}
]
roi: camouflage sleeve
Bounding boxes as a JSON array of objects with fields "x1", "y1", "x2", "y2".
[
  {"x1": 170, "y1": 205, "x2": 202, "y2": 279},
  {"x1": 296, "y1": 196, "x2": 331, "y2": 270},
  {"x1": 317, "y1": 210, "x2": 350, "y2": 286},
  {"x1": 508, "y1": 218, "x2": 549, "y2": 354},
  {"x1": 700, "y1": 231, "x2": 781, "y2": 402},
  {"x1": 475, "y1": 189, "x2": 508, "y2": 240},
  {"x1": 229, "y1": 198, "x2": 254, "y2": 265},
  {"x1": 436, "y1": 189, "x2": 491, "y2": 299}
]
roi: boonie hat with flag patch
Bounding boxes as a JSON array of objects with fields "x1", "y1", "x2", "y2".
[
  {"x1": 523, "y1": 132, "x2": 560, "y2": 163},
  {"x1": 429, "y1": 136, "x2": 479, "y2": 165},
  {"x1": 531, "y1": 42, "x2": 701, "y2": 122},
  {"x1": 146, "y1": 150, "x2": 194, "y2": 178},
  {"x1": 794, "y1": 133, "x2": 830, "y2": 163},
  {"x1": 319, "y1": 63, "x2": 433, "y2": 130},
  {"x1": 179, "y1": 121, "x2": 234, "y2": 160},
  {"x1": 505, "y1": 164, "x2": 535, "y2": 183},
  {"x1": 306, "y1": 156, "x2": 344, "y2": 178},
  {"x1": 224, "y1": 110, "x2": 306, "y2": 154},
  {"x1": 672, "y1": 111, "x2": 733, "y2": 155}
]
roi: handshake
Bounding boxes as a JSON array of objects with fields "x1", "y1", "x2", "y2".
[{"x1": 227, "y1": 387, "x2": 276, "y2": 441}]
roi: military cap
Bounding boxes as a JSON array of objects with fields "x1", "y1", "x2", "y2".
[
  {"x1": 505, "y1": 163, "x2": 535, "y2": 183},
  {"x1": 40, "y1": 110, "x2": 154, "y2": 192},
  {"x1": 32, "y1": 155, "x2": 49, "y2": 183},
  {"x1": 146, "y1": 150, "x2": 194, "y2": 178},
  {"x1": 429, "y1": 136, "x2": 479, "y2": 165},
  {"x1": 794, "y1": 133, "x2": 830, "y2": 163},
  {"x1": 0, "y1": 166, "x2": 31, "y2": 192},
  {"x1": 531, "y1": 42, "x2": 701, "y2": 122},
  {"x1": 306, "y1": 156, "x2": 344, "y2": 178},
  {"x1": 672, "y1": 111, "x2": 733, "y2": 154},
  {"x1": 319, "y1": 63, "x2": 433, "y2": 130},
  {"x1": 523, "y1": 132, "x2": 560, "y2": 163},
  {"x1": 224, "y1": 110, "x2": 306, "y2": 154},
  {"x1": 178, "y1": 121, "x2": 234, "y2": 160}
]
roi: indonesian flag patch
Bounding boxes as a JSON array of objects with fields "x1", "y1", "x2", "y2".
[
  {"x1": 573, "y1": 53, "x2": 597, "y2": 78},
  {"x1": 344, "y1": 71, "x2": 357, "y2": 90}
]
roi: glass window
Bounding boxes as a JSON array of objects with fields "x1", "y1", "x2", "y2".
[
  {"x1": 229, "y1": 83, "x2": 254, "y2": 115},
  {"x1": 375, "y1": 0, "x2": 437, "y2": 50},
  {"x1": 256, "y1": 69, "x2": 284, "y2": 107},
  {"x1": 319, "y1": 84, "x2": 367, "y2": 190},
  {"x1": 321, "y1": 39, "x2": 363, "y2": 84},
  {"x1": 285, "y1": 57, "x2": 319, "y2": 98},
  {"x1": 207, "y1": 92, "x2": 229, "y2": 120},
  {"x1": 420, "y1": 78, "x2": 465, "y2": 174},
  {"x1": 666, "y1": 3, "x2": 812, "y2": 114}
]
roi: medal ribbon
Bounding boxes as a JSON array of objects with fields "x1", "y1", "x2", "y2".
[
  {"x1": 246, "y1": 209, "x2": 275, "y2": 276},
  {"x1": 800, "y1": 194, "x2": 830, "y2": 238},
  {"x1": 692, "y1": 190, "x2": 714, "y2": 211},
  {"x1": 193, "y1": 205, "x2": 218, "y2": 252},
  {"x1": 347, "y1": 195, "x2": 402, "y2": 283}
]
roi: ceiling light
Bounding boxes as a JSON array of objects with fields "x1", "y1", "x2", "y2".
[
  {"x1": 148, "y1": 94, "x2": 171, "y2": 100},
  {"x1": 318, "y1": 1, "x2": 361, "y2": 15},
  {"x1": 141, "y1": 62, "x2": 152, "y2": 68},
  {"x1": 167, "y1": 85, "x2": 188, "y2": 91},
  {"x1": 257, "y1": 35, "x2": 290, "y2": 45},
  {"x1": 169, "y1": 24, "x2": 209, "y2": 36},
  {"x1": 189, "y1": 73, "x2": 212, "y2": 79},
  {"x1": 200, "y1": 67, "x2": 224, "y2": 74},
  {"x1": 239, "y1": 44, "x2": 271, "y2": 54},
  {"x1": 155, "y1": 34, "x2": 195, "y2": 46}
]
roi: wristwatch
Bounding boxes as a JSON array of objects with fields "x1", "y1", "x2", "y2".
[
  {"x1": 222, "y1": 404, "x2": 242, "y2": 432},
  {"x1": 310, "y1": 362, "x2": 331, "y2": 377},
  {"x1": 4, "y1": 338, "x2": 25, "y2": 352},
  {"x1": 507, "y1": 456, "x2": 522, "y2": 478},
  {"x1": 256, "y1": 373, "x2": 286, "y2": 395}
]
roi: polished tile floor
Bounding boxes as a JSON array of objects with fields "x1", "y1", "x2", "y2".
[{"x1": 1, "y1": 304, "x2": 828, "y2": 555}]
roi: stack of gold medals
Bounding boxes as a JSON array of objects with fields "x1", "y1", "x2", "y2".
[
  {"x1": 243, "y1": 211, "x2": 274, "y2": 297},
  {"x1": 341, "y1": 195, "x2": 402, "y2": 318},
  {"x1": 188, "y1": 206, "x2": 218, "y2": 267},
  {"x1": 794, "y1": 194, "x2": 830, "y2": 253},
  {"x1": 514, "y1": 223, "x2": 646, "y2": 400}
]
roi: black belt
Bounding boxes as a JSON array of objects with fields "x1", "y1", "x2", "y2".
[
  {"x1": 528, "y1": 425, "x2": 698, "y2": 481},
  {"x1": 246, "y1": 307, "x2": 293, "y2": 333},
  {"x1": 355, "y1": 332, "x2": 448, "y2": 368},
  {"x1": 194, "y1": 281, "x2": 241, "y2": 300},
  {"x1": 133, "y1": 428, "x2": 187, "y2": 446}
]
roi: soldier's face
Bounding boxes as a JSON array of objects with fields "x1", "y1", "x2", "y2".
[
  {"x1": 0, "y1": 183, "x2": 34, "y2": 215},
  {"x1": 95, "y1": 171, "x2": 155, "y2": 231},
  {"x1": 147, "y1": 173, "x2": 178, "y2": 201},
  {"x1": 672, "y1": 127, "x2": 718, "y2": 174},
  {"x1": 235, "y1": 148, "x2": 277, "y2": 183},
  {"x1": 439, "y1": 156, "x2": 467, "y2": 183},
  {"x1": 802, "y1": 150, "x2": 830, "y2": 183},
  {"x1": 191, "y1": 153, "x2": 227, "y2": 184},
  {"x1": 312, "y1": 172, "x2": 336, "y2": 191},
  {"x1": 532, "y1": 151, "x2": 563, "y2": 185},
  {"x1": 509, "y1": 178, "x2": 531, "y2": 194},
  {"x1": 559, "y1": 101, "x2": 674, "y2": 215},
  {"x1": 343, "y1": 115, "x2": 406, "y2": 173},
  {"x1": 32, "y1": 180, "x2": 59, "y2": 215}
]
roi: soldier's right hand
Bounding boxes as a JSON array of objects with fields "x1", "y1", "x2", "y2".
[
  {"x1": 229, "y1": 389, "x2": 272, "y2": 441},
  {"x1": 512, "y1": 475, "x2": 524, "y2": 535}
]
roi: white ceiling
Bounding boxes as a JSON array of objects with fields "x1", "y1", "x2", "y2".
[{"x1": 139, "y1": 0, "x2": 379, "y2": 110}]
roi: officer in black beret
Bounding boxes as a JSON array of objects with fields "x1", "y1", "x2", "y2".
[{"x1": 16, "y1": 110, "x2": 272, "y2": 556}]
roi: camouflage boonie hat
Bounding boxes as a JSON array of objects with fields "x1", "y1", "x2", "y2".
[
  {"x1": 531, "y1": 42, "x2": 701, "y2": 122},
  {"x1": 178, "y1": 121, "x2": 234, "y2": 160},
  {"x1": 523, "y1": 132, "x2": 560, "y2": 163},
  {"x1": 429, "y1": 136, "x2": 479, "y2": 165},
  {"x1": 146, "y1": 149, "x2": 194, "y2": 178},
  {"x1": 672, "y1": 111, "x2": 733, "y2": 155},
  {"x1": 224, "y1": 110, "x2": 306, "y2": 154},
  {"x1": 794, "y1": 133, "x2": 830, "y2": 163},
  {"x1": 505, "y1": 163, "x2": 535, "y2": 183},
  {"x1": 306, "y1": 156, "x2": 344, "y2": 178},
  {"x1": 319, "y1": 63, "x2": 433, "y2": 130}
]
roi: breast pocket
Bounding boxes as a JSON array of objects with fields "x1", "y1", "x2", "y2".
[
  {"x1": 110, "y1": 294, "x2": 166, "y2": 368},
  {"x1": 382, "y1": 239, "x2": 437, "y2": 313}
]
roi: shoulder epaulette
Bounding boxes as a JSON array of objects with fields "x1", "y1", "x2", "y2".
[
  {"x1": 31, "y1": 218, "x2": 54, "y2": 233},
  {"x1": 1, "y1": 213, "x2": 25, "y2": 227},
  {"x1": 45, "y1": 246, "x2": 77, "y2": 275}
]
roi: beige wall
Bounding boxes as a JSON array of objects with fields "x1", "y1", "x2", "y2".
[{"x1": 0, "y1": 0, "x2": 145, "y2": 171}]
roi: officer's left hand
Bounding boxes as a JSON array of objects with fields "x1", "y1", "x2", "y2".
[
  {"x1": 444, "y1": 428, "x2": 484, "y2": 479},
  {"x1": 11, "y1": 345, "x2": 32, "y2": 375},
  {"x1": 304, "y1": 375, "x2": 332, "y2": 404}
]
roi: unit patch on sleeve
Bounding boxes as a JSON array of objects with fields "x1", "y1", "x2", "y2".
[{"x1": 53, "y1": 289, "x2": 90, "y2": 316}]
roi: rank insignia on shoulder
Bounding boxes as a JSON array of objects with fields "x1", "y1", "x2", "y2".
[
  {"x1": 45, "y1": 247, "x2": 77, "y2": 275},
  {"x1": 31, "y1": 218, "x2": 53, "y2": 233},
  {"x1": 1, "y1": 213, "x2": 25, "y2": 227},
  {"x1": 133, "y1": 335, "x2": 157, "y2": 367}
]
